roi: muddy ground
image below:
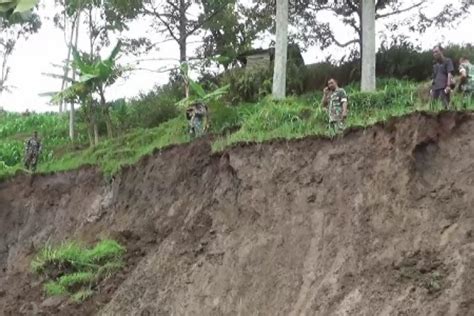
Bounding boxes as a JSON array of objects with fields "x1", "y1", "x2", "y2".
[{"x1": 1, "y1": 111, "x2": 474, "y2": 315}]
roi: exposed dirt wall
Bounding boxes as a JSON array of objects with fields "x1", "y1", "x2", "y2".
[{"x1": 1, "y1": 112, "x2": 474, "y2": 315}]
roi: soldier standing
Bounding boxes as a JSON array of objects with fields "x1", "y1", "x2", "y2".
[
  {"x1": 24, "y1": 131, "x2": 42, "y2": 172},
  {"x1": 321, "y1": 78, "x2": 348, "y2": 133},
  {"x1": 459, "y1": 56, "x2": 473, "y2": 107},
  {"x1": 186, "y1": 102, "x2": 209, "y2": 137}
]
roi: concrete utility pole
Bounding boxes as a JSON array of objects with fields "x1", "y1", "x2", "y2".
[
  {"x1": 361, "y1": 0, "x2": 376, "y2": 92},
  {"x1": 272, "y1": 0, "x2": 288, "y2": 99}
]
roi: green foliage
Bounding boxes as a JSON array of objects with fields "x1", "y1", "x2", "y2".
[
  {"x1": 37, "y1": 116, "x2": 189, "y2": 177},
  {"x1": 44, "y1": 281, "x2": 67, "y2": 297},
  {"x1": 0, "y1": 112, "x2": 87, "y2": 168},
  {"x1": 112, "y1": 84, "x2": 181, "y2": 131},
  {"x1": 86, "y1": 239, "x2": 125, "y2": 263},
  {"x1": 220, "y1": 66, "x2": 272, "y2": 103},
  {"x1": 71, "y1": 289, "x2": 95, "y2": 302},
  {"x1": 2, "y1": 79, "x2": 474, "y2": 182},
  {"x1": 53, "y1": 41, "x2": 123, "y2": 106},
  {"x1": 213, "y1": 97, "x2": 328, "y2": 150},
  {"x1": 207, "y1": 101, "x2": 242, "y2": 134},
  {"x1": 221, "y1": 52, "x2": 305, "y2": 104},
  {"x1": 304, "y1": 44, "x2": 474, "y2": 92},
  {"x1": 177, "y1": 63, "x2": 230, "y2": 109},
  {"x1": 304, "y1": 61, "x2": 358, "y2": 92},
  {"x1": 57, "y1": 272, "x2": 95, "y2": 288},
  {"x1": 31, "y1": 239, "x2": 125, "y2": 302},
  {"x1": 347, "y1": 79, "x2": 417, "y2": 112},
  {"x1": 377, "y1": 43, "x2": 474, "y2": 81},
  {"x1": 0, "y1": 0, "x2": 37, "y2": 15}
]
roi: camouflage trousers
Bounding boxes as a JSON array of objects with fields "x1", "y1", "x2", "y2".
[
  {"x1": 25, "y1": 152, "x2": 39, "y2": 172},
  {"x1": 189, "y1": 116, "x2": 204, "y2": 137},
  {"x1": 329, "y1": 119, "x2": 345, "y2": 134}
]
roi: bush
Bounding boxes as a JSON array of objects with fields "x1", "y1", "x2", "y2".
[
  {"x1": 0, "y1": 112, "x2": 88, "y2": 168},
  {"x1": 220, "y1": 66, "x2": 272, "y2": 104},
  {"x1": 304, "y1": 61, "x2": 359, "y2": 93},
  {"x1": 304, "y1": 43, "x2": 474, "y2": 93},
  {"x1": 347, "y1": 79, "x2": 417, "y2": 112},
  {"x1": 220, "y1": 56, "x2": 306, "y2": 104},
  {"x1": 110, "y1": 83, "x2": 182, "y2": 131},
  {"x1": 31, "y1": 239, "x2": 125, "y2": 302},
  {"x1": 207, "y1": 101, "x2": 241, "y2": 134}
]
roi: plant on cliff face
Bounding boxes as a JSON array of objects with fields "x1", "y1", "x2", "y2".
[{"x1": 31, "y1": 239, "x2": 125, "y2": 302}]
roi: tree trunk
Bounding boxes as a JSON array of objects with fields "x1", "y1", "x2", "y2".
[
  {"x1": 69, "y1": 103, "x2": 75, "y2": 141},
  {"x1": 69, "y1": 11, "x2": 81, "y2": 142},
  {"x1": 93, "y1": 121, "x2": 99, "y2": 146},
  {"x1": 60, "y1": 13, "x2": 77, "y2": 113},
  {"x1": 87, "y1": 119, "x2": 94, "y2": 147},
  {"x1": 272, "y1": 0, "x2": 288, "y2": 100},
  {"x1": 179, "y1": 0, "x2": 189, "y2": 98},
  {"x1": 99, "y1": 87, "x2": 113, "y2": 138},
  {"x1": 180, "y1": 42, "x2": 189, "y2": 98},
  {"x1": 361, "y1": 0, "x2": 376, "y2": 92},
  {"x1": 86, "y1": 99, "x2": 99, "y2": 147}
]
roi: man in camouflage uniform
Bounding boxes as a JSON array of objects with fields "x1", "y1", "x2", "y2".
[
  {"x1": 24, "y1": 131, "x2": 42, "y2": 172},
  {"x1": 321, "y1": 78, "x2": 348, "y2": 133},
  {"x1": 186, "y1": 102, "x2": 209, "y2": 137},
  {"x1": 459, "y1": 56, "x2": 473, "y2": 108}
]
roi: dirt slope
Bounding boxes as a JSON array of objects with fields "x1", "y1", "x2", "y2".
[{"x1": 1, "y1": 112, "x2": 474, "y2": 316}]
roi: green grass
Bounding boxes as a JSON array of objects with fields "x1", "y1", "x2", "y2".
[
  {"x1": 37, "y1": 116, "x2": 190, "y2": 177},
  {"x1": 0, "y1": 111, "x2": 88, "y2": 174},
  {"x1": 31, "y1": 239, "x2": 125, "y2": 302},
  {"x1": 2, "y1": 79, "x2": 474, "y2": 181}
]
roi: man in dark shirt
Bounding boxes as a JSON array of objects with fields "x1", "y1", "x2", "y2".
[{"x1": 431, "y1": 45, "x2": 454, "y2": 109}]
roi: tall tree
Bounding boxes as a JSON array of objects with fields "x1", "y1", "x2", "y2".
[
  {"x1": 296, "y1": 0, "x2": 472, "y2": 54},
  {"x1": 361, "y1": 0, "x2": 376, "y2": 91},
  {"x1": 66, "y1": 9, "x2": 81, "y2": 140},
  {"x1": 272, "y1": 0, "x2": 288, "y2": 99},
  {"x1": 53, "y1": 42, "x2": 123, "y2": 146},
  {"x1": 0, "y1": 1, "x2": 41, "y2": 100},
  {"x1": 137, "y1": 0, "x2": 233, "y2": 96},
  {"x1": 0, "y1": 0, "x2": 38, "y2": 16},
  {"x1": 50, "y1": 0, "x2": 139, "y2": 139},
  {"x1": 198, "y1": 0, "x2": 266, "y2": 71}
]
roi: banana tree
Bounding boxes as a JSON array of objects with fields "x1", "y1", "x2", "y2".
[
  {"x1": 52, "y1": 41, "x2": 123, "y2": 146},
  {"x1": 177, "y1": 63, "x2": 230, "y2": 109},
  {"x1": 0, "y1": 0, "x2": 38, "y2": 17}
]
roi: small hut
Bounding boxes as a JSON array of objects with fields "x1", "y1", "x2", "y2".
[{"x1": 236, "y1": 44, "x2": 305, "y2": 70}]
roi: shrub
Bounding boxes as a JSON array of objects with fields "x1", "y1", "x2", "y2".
[
  {"x1": 347, "y1": 79, "x2": 417, "y2": 112},
  {"x1": 220, "y1": 58, "x2": 306, "y2": 104},
  {"x1": 109, "y1": 84, "x2": 181, "y2": 131},
  {"x1": 31, "y1": 239, "x2": 125, "y2": 302},
  {"x1": 207, "y1": 101, "x2": 241, "y2": 134},
  {"x1": 220, "y1": 66, "x2": 272, "y2": 104},
  {"x1": 304, "y1": 43, "x2": 474, "y2": 93},
  {"x1": 304, "y1": 61, "x2": 359, "y2": 93}
]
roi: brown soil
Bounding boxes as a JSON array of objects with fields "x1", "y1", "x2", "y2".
[{"x1": 1, "y1": 111, "x2": 474, "y2": 315}]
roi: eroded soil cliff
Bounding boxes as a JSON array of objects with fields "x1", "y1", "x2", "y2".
[{"x1": 1, "y1": 112, "x2": 474, "y2": 315}]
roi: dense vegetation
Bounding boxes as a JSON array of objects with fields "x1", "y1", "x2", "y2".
[
  {"x1": 31, "y1": 239, "x2": 125, "y2": 302},
  {"x1": 1, "y1": 75, "x2": 473, "y2": 181}
]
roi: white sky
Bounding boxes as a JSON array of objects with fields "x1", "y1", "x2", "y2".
[{"x1": 0, "y1": 0, "x2": 473, "y2": 113}]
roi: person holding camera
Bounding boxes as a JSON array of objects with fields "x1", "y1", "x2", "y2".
[
  {"x1": 430, "y1": 45, "x2": 455, "y2": 109},
  {"x1": 321, "y1": 78, "x2": 348, "y2": 133}
]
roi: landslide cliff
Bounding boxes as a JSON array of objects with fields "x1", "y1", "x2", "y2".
[{"x1": 1, "y1": 112, "x2": 474, "y2": 316}]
